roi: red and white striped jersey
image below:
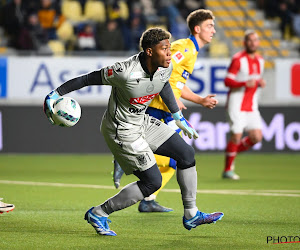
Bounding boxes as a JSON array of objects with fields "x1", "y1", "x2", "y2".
[{"x1": 225, "y1": 50, "x2": 264, "y2": 112}]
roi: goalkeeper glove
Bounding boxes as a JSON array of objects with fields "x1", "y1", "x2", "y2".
[
  {"x1": 43, "y1": 90, "x2": 60, "y2": 125},
  {"x1": 172, "y1": 111, "x2": 199, "y2": 139}
]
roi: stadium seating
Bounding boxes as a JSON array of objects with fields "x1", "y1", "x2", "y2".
[
  {"x1": 57, "y1": 20, "x2": 75, "y2": 42},
  {"x1": 84, "y1": 0, "x2": 106, "y2": 23},
  {"x1": 61, "y1": 0, "x2": 83, "y2": 23},
  {"x1": 206, "y1": 0, "x2": 299, "y2": 68},
  {"x1": 48, "y1": 40, "x2": 65, "y2": 55}
]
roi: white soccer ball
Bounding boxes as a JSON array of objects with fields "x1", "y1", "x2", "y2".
[{"x1": 52, "y1": 97, "x2": 81, "y2": 127}]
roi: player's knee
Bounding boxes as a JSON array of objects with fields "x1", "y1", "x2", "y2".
[
  {"x1": 135, "y1": 165, "x2": 162, "y2": 197},
  {"x1": 177, "y1": 144, "x2": 195, "y2": 169},
  {"x1": 250, "y1": 132, "x2": 262, "y2": 144},
  {"x1": 138, "y1": 176, "x2": 162, "y2": 197}
]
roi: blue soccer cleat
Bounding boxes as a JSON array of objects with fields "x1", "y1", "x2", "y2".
[
  {"x1": 183, "y1": 211, "x2": 224, "y2": 230},
  {"x1": 138, "y1": 200, "x2": 173, "y2": 213},
  {"x1": 112, "y1": 160, "x2": 125, "y2": 189},
  {"x1": 84, "y1": 207, "x2": 117, "y2": 236}
]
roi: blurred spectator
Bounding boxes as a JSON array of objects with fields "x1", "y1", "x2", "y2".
[
  {"x1": 77, "y1": 23, "x2": 96, "y2": 50},
  {"x1": 107, "y1": 0, "x2": 125, "y2": 21},
  {"x1": 128, "y1": 2, "x2": 146, "y2": 51},
  {"x1": 18, "y1": 11, "x2": 49, "y2": 50},
  {"x1": 97, "y1": 19, "x2": 124, "y2": 51},
  {"x1": 106, "y1": 0, "x2": 131, "y2": 49},
  {"x1": 2, "y1": 0, "x2": 27, "y2": 48},
  {"x1": 263, "y1": 0, "x2": 280, "y2": 18},
  {"x1": 278, "y1": 1, "x2": 294, "y2": 38},
  {"x1": 155, "y1": 0, "x2": 183, "y2": 39},
  {"x1": 260, "y1": 0, "x2": 300, "y2": 38},
  {"x1": 177, "y1": 0, "x2": 205, "y2": 19},
  {"x1": 37, "y1": 0, "x2": 65, "y2": 40},
  {"x1": 293, "y1": 10, "x2": 300, "y2": 37}
]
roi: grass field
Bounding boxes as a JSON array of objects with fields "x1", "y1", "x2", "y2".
[{"x1": 1, "y1": 153, "x2": 300, "y2": 249}]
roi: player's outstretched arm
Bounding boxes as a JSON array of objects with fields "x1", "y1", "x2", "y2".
[
  {"x1": 43, "y1": 70, "x2": 103, "y2": 124},
  {"x1": 181, "y1": 85, "x2": 218, "y2": 109}
]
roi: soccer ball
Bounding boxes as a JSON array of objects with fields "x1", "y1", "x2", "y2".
[{"x1": 52, "y1": 97, "x2": 81, "y2": 127}]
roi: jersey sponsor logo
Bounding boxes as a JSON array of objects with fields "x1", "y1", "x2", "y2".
[
  {"x1": 129, "y1": 106, "x2": 147, "y2": 113},
  {"x1": 107, "y1": 68, "x2": 114, "y2": 78},
  {"x1": 172, "y1": 51, "x2": 184, "y2": 64},
  {"x1": 182, "y1": 70, "x2": 190, "y2": 80},
  {"x1": 129, "y1": 93, "x2": 159, "y2": 104}
]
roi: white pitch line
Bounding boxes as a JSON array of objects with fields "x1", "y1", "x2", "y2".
[{"x1": 0, "y1": 180, "x2": 300, "y2": 197}]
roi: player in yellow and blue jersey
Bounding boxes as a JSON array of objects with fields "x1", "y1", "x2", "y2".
[{"x1": 113, "y1": 9, "x2": 218, "y2": 212}]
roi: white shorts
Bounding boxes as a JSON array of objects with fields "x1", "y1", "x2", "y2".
[
  {"x1": 101, "y1": 114, "x2": 175, "y2": 175},
  {"x1": 227, "y1": 110, "x2": 262, "y2": 134}
]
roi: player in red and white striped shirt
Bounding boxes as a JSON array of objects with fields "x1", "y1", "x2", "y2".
[{"x1": 223, "y1": 30, "x2": 266, "y2": 180}]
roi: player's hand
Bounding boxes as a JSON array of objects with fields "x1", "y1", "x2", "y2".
[
  {"x1": 258, "y1": 79, "x2": 266, "y2": 88},
  {"x1": 245, "y1": 79, "x2": 256, "y2": 88},
  {"x1": 43, "y1": 90, "x2": 60, "y2": 125},
  {"x1": 176, "y1": 98, "x2": 187, "y2": 110},
  {"x1": 172, "y1": 111, "x2": 199, "y2": 139},
  {"x1": 202, "y1": 94, "x2": 218, "y2": 109}
]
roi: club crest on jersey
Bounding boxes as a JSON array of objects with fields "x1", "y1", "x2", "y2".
[
  {"x1": 106, "y1": 67, "x2": 114, "y2": 78},
  {"x1": 159, "y1": 71, "x2": 166, "y2": 80},
  {"x1": 130, "y1": 93, "x2": 159, "y2": 104},
  {"x1": 172, "y1": 51, "x2": 184, "y2": 63}
]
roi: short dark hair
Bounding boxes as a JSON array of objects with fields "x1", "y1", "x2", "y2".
[
  {"x1": 187, "y1": 9, "x2": 215, "y2": 33},
  {"x1": 140, "y1": 27, "x2": 171, "y2": 51}
]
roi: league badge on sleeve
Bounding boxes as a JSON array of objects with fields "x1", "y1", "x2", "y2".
[{"x1": 106, "y1": 67, "x2": 114, "y2": 78}]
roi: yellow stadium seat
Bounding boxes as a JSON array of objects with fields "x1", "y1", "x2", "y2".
[
  {"x1": 48, "y1": 40, "x2": 65, "y2": 56},
  {"x1": 209, "y1": 39, "x2": 230, "y2": 58},
  {"x1": 84, "y1": 0, "x2": 106, "y2": 23},
  {"x1": 119, "y1": 1, "x2": 129, "y2": 20},
  {"x1": 61, "y1": 1, "x2": 83, "y2": 22},
  {"x1": 57, "y1": 21, "x2": 74, "y2": 42}
]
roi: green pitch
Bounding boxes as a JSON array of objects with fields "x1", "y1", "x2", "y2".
[{"x1": 0, "y1": 154, "x2": 300, "y2": 249}]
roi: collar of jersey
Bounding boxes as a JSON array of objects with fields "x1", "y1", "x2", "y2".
[
  {"x1": 188, "y1": 35, "x2": 199, "y2": 52},
  {"x1": 139, "y1": 52, "x2": 154, "y2": 81}
]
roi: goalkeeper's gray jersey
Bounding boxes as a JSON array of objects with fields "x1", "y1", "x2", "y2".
[{"x1": 100, "y1": 53, "x2": 173, "y2": 129}]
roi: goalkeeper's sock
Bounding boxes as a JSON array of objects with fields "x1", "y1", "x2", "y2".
[
  {"x1": 237, "y1": 136, "x2": 255, "y2": 153},
  {"x1": 176, "y1": 166, "x2": 197, "y2": 216},
  {"x1": 98, "y1": 182, "x2": 144, "y2": 215},
  {"x1": 144, "y1": 194, "x2": 156, "y2": 201},
  {"x1": 92, "y1": 206, "x2": 109, "y2": 217},
  {"x1": 224, "y1": 141, "x2": 238, "y2": 172},
  {"x1": 184, "y1": 207, "x2": 198, "y2": 220}
]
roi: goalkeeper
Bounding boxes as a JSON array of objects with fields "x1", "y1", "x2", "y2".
[
  {"x1": 44, "y1": 27, "x2": 223, "y2": 236},
  {"x1": 113, "y1": 9, "x2": 219, "y2": 213}
]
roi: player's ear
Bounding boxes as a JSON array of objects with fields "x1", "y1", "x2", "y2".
[
  {"x1": 194, "y1": 25, "x2": 201, "y2": 34},
  {"x1": 146, "y1": 48, "x2": 152, "y2": 57}
]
